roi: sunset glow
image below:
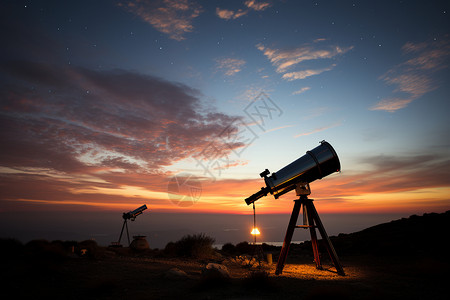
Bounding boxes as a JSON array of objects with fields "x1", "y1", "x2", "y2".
[{"x1": 1, "y1": 1, "x2": 449, "y2": 245}]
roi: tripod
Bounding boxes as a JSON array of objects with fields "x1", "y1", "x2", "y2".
[
  {"x1": 117, "y1": 218, "x2": 131, "y2": 246},
  {"x1": 275, "y1": 183, "x2": 345, "y2": 276}
]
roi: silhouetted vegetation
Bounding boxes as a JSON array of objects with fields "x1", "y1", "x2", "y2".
[
  {"x1": 0, "y1": 211, "x2": 449, "y2": 299},
  {"x1": 243, "y1": 270, "x2": 278, "y2": 292},
  {"x1": 221, "y1": 242, "x2": 236, "y2": 255},
  {"x1": 0, "y1": 238, "x2": 24, "y2": 258},
  {"x1": 166, "y1": 233, "x2": 216, "y2": 259}
]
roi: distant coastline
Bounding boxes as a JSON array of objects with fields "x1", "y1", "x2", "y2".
[{"x1": 213, "y1": 241, "x2": 304, "y2": 249}]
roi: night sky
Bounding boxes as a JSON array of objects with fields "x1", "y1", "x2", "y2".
[{"x1": 1, "y1": 1, "x2": 449, "y2": 246}]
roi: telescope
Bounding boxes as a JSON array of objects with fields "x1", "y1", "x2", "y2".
[
  {"x1": 245, "y1": 140, "x2": 340, "y2": 205},
  {"x1": 122, "y1": 205, "x2": 147, "y2": 221},
  {"x1": 111, "y1": 204, "x2": 148, "y2": 247},
  {"x1": 244, "y1": 141, "x2": 345, "y2": 276}
]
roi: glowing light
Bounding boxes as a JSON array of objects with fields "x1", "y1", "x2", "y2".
[{"x1": 251, "y1": 227, "x2": 260, "y2": 235}]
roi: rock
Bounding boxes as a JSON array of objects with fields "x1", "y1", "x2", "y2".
[
  {"x1": 164, "y1": 268, "x2": 189, "y2": 280},
  {"x1": 201, "y1": 263, "x2": 230, "y2": 280},
  {"x1": 130, "y1": 235, "x2": 150, "y2": 251}
]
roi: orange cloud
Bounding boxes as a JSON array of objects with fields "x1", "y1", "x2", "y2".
[
  {"x1": 216, "y1": 8, "x2": 248, "y2": 20},
  {"x1": 257, "y1": 43, "x2": 352, "y2": 74},
  {"x1": 119, "y1": 0, "x2": 202, "y2": 41},
  {"x1": 215, "y1": 58, "x2": 246, "y2": 76},
  {"x1": 370, "y1": 97, "x2": 413, "y2": 112},
  {"x1": 282, "y1": 65, "x2": 336, "y2": 81},
  {"x1": 244, "y1": 0, "x2": 271, "y2": 11},
  {"x1": 292, "y1": 87, "x2": 311, "y2": 95},
  {"x1": 216, "y1": 0, "x2": 270, "y2": 21}
]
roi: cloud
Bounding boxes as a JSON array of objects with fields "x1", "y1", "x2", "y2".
[
  {"x1": 216, "y1": 0, "x2": 270, "y2": 20},
  {"x1": 282, "y1": 65, "x2": 335, "y2": 81},
  {"x1": 257, "y1": 43, "x2": 352, "y2": 82},
  {"x1": 119, "y1": 0, "x2": 202, "y2": 41},
  {"x1": 294, "y1": 121, "x2": 342, "y2": 138},
  {"x1": 369, "y1": 97, "x2": 413, "y2": 113},
  {"x1": 216, "y1": 8, "x2": 247, "y2": 20},
  {"x1": 315, "y1": 153, "x2": 450, "y2": 198},
  {"x1": 371, "y1": 38, "x2": 450, "y2": 112},
  {"x1": 257, "y1": 43, "x2": 352, "y2": 74},
  {"x1": 292, "y1": 87, "x2": 311, "y2": 95},
  {"x1": 265, "y1": 124, "x2": 294, "y2": 133},
  {"x1": 0, "y1": 60, "x2": 244, "y2": 175},
  {"x1": 244, "y1": 0, "x2": 271, "y2": 11},
  {"x1": 215, "y1": 58, "x2": 246, "y2": 76}
]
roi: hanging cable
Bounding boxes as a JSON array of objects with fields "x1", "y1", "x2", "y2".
[{"x1": 253, "y1": 202, "x2": 256, "y2": 244}]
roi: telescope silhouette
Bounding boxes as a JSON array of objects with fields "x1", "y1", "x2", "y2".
[
  {"x1": 114, "y1": 205, "x2": 148, "y2": 247},
  {"x1": 244, "y1": 141, "x2": 345, "y2": 276},
  {"x1": 245, "y1": 140, "x2": 340, "y2": 205},
  {"x1": 122, "y1": 204, "x2": 147, "y2": 221}
]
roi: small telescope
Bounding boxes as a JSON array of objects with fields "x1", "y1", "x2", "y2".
[
  {"x1": 113, "y1": 204, "x2": 148, "y2": 247},
  {"x1": 122, "y1": 204, "x2": 147, "y2": 221},
  {"x1": 245, "y1": 140, "x2": 340, "y2": 205}
]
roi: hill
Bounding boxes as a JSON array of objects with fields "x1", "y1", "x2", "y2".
[
  {"x1": 1, "y1": 211, "x2": 449, "y2": 300},
  {"x1": 286, "y1": 210, "x2": 450, "y2": 259}
]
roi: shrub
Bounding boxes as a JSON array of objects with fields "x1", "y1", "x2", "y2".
[
  {"x1": 78, "y1": 239, "x2": 100, "y2": 259},
  {"x1": 236, "y1": 241, "x2": 252, "y2": 254},
  {"x1": 243, "y1": 270, "x2": 277, "y2": 292},
  {"x1": 221, "y1": 243, "x2": 236, "y2": 255},
  {"x1": 164, "y1": 241, "x2": 176, "y2": 256},
  {"x1": 172, "y1": 233, "x2": 216, "y2": 259},
  {"x1": 25, "y1": 239, "x2": 68, "y2": 261},
  {"x1": 0, "y1": 238, "x2": 24, "y2": 258}
]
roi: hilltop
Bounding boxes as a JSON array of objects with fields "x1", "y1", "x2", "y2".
[
  {"x1": 286, "y1": 210, "x2": 450, "y2": 259},
  {"x1": 1, "y1": 211, "x2": 449, "y2": 300}
]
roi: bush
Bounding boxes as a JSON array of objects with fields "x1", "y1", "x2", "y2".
[
  {"x1": 0, "y1": 238, "x2": 24, "y2": 258},
  {"x1": 236, "y1": 241, "x2": 252, "y2": 254},
  {"x1": 221, "y1": 243, "x2": 236, "y2": 255},
  {"x1": 171, "y1": 233, "x2": 216, "y2": 259},
  {"x1": 163, "y1": 241, "x2": 176, "y2": 256},
  {"x1": 243, "y1": 270, "x2": 277, "y2": 292},
  {"x1": 25, "y1": 239, "x2": 68, "y2": 261},
  {"x1": 78, "y1": 239, "x2": 100, "y2": 259}
]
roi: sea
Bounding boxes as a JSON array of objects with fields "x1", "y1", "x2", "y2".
[{"x1": 0, "y1": 210, "x2": 417, "y2": 249}]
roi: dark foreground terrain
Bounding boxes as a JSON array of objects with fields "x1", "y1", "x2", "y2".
[{"x1": 1, "y1": 211, "x2": 449, "y2": 300}]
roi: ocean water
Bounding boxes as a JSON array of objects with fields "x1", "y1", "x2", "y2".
[
  {"x1": 0, "y1": 211, "x2": 414, "y2": 248},
  {"x1": 213, "y1": 241, "x2": 303, "y2": 249}
]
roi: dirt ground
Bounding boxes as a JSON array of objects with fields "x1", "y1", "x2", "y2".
[{"x1": 3, "y1": 251, "x2": 448, "y2": 300}]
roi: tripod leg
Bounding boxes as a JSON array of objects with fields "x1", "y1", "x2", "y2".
[
  {"x1": 276, "y1": 200, "x2": 301, "y2": 275},
  {"x1": 305, "y1": 201, "x2": 322, "y2": 270},
  {"x1": 125, "y1": 220, "x2": 131, "y2": 246},
  {"x1": 309, "y1": 201, "x2": 345, "y2": 276},
  {"x1": 118, "y1": 220, "x2": 126, "y2": 244}
]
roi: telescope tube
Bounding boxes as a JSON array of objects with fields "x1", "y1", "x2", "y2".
[
  {"x1": 245, "y1": 141, "x2": 340, "y2": 205},
  {"x1": 123, "y1": 204, "x2": 148, "y2": 219}
]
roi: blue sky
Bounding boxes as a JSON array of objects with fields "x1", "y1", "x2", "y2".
[{"x1": 0, "y1": 0, "x2": 449, "y2": 243}]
